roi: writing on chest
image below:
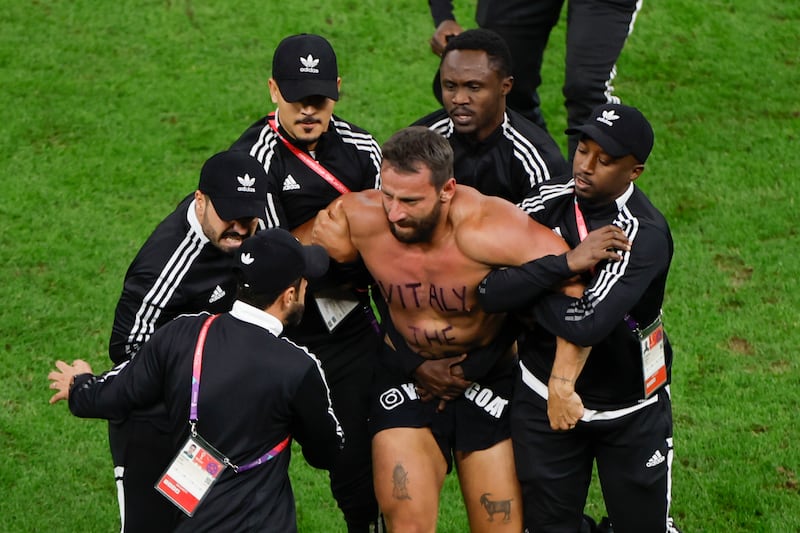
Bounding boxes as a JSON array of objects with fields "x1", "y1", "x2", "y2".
[{"x1": 376, "y1": 279, "x2": 468, "y2": 313}]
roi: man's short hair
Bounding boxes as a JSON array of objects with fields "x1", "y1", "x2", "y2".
[
  {"x1": 382, "y1": 127, "x2": 453, "y2": 189},
  {"x1": 236, "y1": 273, "x2": 301, "y2": 310},
  {"x1": 441, "y1": 28, "x2": 513, "y2": 78}
]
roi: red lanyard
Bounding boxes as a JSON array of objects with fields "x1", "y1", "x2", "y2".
[
  {"x1": 573, "y1": 197, "x2": 596, "y2": 275},
  {"x1": 573, "y1": 196, "x2": 589, "y2": 242},
  {"x1": 267, "y1": 117, "x2": 350, "y2": 194}
]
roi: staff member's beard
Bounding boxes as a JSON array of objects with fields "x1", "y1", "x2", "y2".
[{"x1": 285, "y1": 300, "x2": 305, "y2": 327}]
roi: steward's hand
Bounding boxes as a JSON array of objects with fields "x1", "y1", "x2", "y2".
[
  {"x1": 414, "y1": 354, "x2": 471, "y2": 401},
  {"x1": 546, "y1": 376, "x2": 585, "y2": 431},
  {"x1": 430, "y1": 20, "x2": 463, "y2": 56},
  {"x1": 48, "y1": 359, "x2": 93, "y2": 404},
  {"x1": 566, "y1": 225, "x2": 630, "y2": 273}
]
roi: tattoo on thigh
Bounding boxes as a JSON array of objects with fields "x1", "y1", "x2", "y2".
[
  {"x1": 392, "y1": 463, "x2": 411, "y2": 500},
  {"x1": 480, "y1": 493, "x2": 512, "y2": 523}
]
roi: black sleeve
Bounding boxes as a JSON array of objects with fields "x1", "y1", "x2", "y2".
[
  {"x1": 429, "y1": 0, "x2": 456, "y2": 26},
  {"x1": 69, "y1": 338, "x2": 166, "y2": 420},
  {"x1": 321, "y1": 258, "x2": 374, "y2": 292},
  {"x1": 290, "y1": 364, "x2": 344, "y2": 470},
  {"x1": 531, "y1": 227, "x2": 671, "y2": 346},
  {"x1": 458, "y1": 319, "x2": 521, "y2": 381},
  {"x1": 478, "y1": 254, "x2": 574, "y2": 312}
]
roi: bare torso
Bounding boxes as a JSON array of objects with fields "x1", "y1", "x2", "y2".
[{"x1": 341, "y1": 186, "x2": 559, "y2": 358}]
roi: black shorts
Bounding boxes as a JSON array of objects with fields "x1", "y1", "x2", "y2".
[{"x1": 368, "y1": 342, "x2": 516, "y2": 472}]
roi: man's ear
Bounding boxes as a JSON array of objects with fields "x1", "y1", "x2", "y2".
[
  {"x1": 194, "y1": 190, "x2": 205, "y2": 215},
  {"x1": 268, "y1": 78, "x2": 280, "y2": 104},
  {"x1": 281, "y1": 285, "x2": 297, "y2": 307},
  {"x1": 501, "y1": 75, "x2": 514, "y2": 97},
  {"x1": 630, "y1": 164, "x2": 645, "y2": 182},
  {"x1": 440, "y1": 177, "x2": 457, "y2": 202}
]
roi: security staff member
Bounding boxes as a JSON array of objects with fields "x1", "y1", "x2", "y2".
[
  {"x1": 428, "y1": 0, "x2": 644, "y2": 159},
  {"x1": 107, "y1": 150, "x2": 268, "y2": 532},
  {"x1": 414, "y1": 29, "x2": 568, "y2": 203},
  {"x1": 229, "y1": 34, "x2": 382, "y2": 532},
  {"x1": 479, "y1": 104, "x2": 681, "y2": 532},
  {"x1": 49, "y1": 228, "x2": 343, "y2": 533}
]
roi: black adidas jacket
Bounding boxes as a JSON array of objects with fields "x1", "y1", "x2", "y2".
[
  {"x1": 72, "y1": 302, "x2": 343, "y2": 532},
  {"x1": 108, "y1": 195, "x2": 237, "y2": 364},
  {"x1": 480, "y1": 177, "x2": 674, "y2": 409},
  {"x1": 229, "y1": 112, "x2": 382, "y2": 355},
  {"x1": 412, "y1": 109, "x2": 569, "y2": 202}
]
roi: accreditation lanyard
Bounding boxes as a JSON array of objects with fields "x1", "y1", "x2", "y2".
[
  {"x1": 574, "y1": 197, "x2": 666, "y2": 399},
  {"x1": 156, "y1": 314, "x2": 290, "y2": 517},
  {"x1": 267, "y1": 116, "x2": 351, "y2": 194},
  {"x1": 190, "y1": 314, "x2": 291, "y2": 473}
]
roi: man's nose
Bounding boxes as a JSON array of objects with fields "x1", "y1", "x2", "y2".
[
  {"x1": 451, "y1": 86, "x2": 469, "y2": 105},
  {"x1": 386, "y1": 201, "x2": 406, "y2": 223}
]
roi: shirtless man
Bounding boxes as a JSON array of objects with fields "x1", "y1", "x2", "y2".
[{"x1": 312, "y1": 126, "x2": 587, "y2": 532}]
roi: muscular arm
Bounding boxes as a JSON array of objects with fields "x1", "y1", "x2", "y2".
[{"x1": 311, "y1": 197, "x2": 360, "y2": 263}]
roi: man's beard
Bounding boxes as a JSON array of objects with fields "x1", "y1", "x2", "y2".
[
  {"x1": 285, "y1": 302, "x2": 305, "y2": 327},
  {"x1": 389, "y1": 203, "x2": 441, "y2": 244}
]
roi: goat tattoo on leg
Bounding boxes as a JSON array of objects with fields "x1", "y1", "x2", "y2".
[{"x1": 480, "y1": 493, "x2": 512, "y2": 522}]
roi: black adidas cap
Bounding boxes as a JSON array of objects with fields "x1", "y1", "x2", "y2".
[
  {"x1": 197, "y1": 151, "x2": 268, "y2": 221},
  {"x1": 566, "y1": 103, "x2": 654, "y2": 164},
  {"x1": 235, "y1": 228, "x2": 329, "y2": 295},
  {"x1": 272, "y1": 34, "x2": 339, "y2": 102}
]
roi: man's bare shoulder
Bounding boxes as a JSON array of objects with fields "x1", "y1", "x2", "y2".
[
  {"x1": 339, "y1": 189, "x2": 386, "y2": 236},
  {"x1": 450, "y1": 185, "x2": 569, "y2": 266},
  {"x1": 449, "y1": 185, "x2": 529, "y2": 231}
]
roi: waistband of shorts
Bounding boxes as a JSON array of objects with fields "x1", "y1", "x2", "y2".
[{"x1": 519, "y1": 361, "x2": 664, "y2": 422}]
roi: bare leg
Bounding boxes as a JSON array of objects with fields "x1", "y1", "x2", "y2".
[
  {"x1": 456, "y1": 438, "x2": 523, "y2": 533},
  {"x1": 372, "y1": 427, "x2": 447, "y2": 533}
]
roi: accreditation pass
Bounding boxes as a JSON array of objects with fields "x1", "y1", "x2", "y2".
[
  {"x1": 155, "y1": 435, "x2": 226, "y2": 516},
  {"x1": 640, "y1": 317, "x2": 667, "y2": 398}
]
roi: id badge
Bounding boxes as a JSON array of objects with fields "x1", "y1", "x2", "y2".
[
  {"x1": 639, "y1": 316, "x2": 667, "y2": 398},
  {"x1": 155, "y1": 435, "x2": 226, "y2": 516},
  {"x1": 314, "y1": 287, "x2": 359, "y2": 333}
]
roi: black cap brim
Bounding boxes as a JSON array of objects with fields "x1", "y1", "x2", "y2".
[
  {"x1": 565, "y1": 124, "x2": 629, "y2": 158},
  {"x1": 277, "y1": 79, "x2": 339, "y2": 102},
  {"x1": 301, "y1": 244, "x2": 330, "y2": 280},
  {"x1": 211, "y1": 197, "x2": 265, "y2": 221}
]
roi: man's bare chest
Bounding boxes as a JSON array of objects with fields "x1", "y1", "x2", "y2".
[{"x1": 362, "y1": 240, "x2": 488, "y2": 315}]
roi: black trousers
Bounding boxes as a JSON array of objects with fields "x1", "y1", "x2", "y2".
[
  {"x1": 109, "y1": 417, "x2": 181, "y2": 533},
  {"x1": 309, "y1": 324, "x2": 382, "y2": 533},
  {"x1": 511, "y1": 377, "x2": 674, "y2": 533},
  {"x1": 480, "y1": 0, "x2": 642, "y2": 158}
]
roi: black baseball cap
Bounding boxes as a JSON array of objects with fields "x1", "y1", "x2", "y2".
[
  {"x1": 566, "y1": 103, "x2": 654, "y2": 163},
  {"x1": 197, "y1": 151, "x2": 268, "y2": 221},
  {"x1": 235, "y1": 228, "x2": 329, "y2": 295},
  {"x1": 272, "y1": 34, "x2": 339, "y2": 102}
]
